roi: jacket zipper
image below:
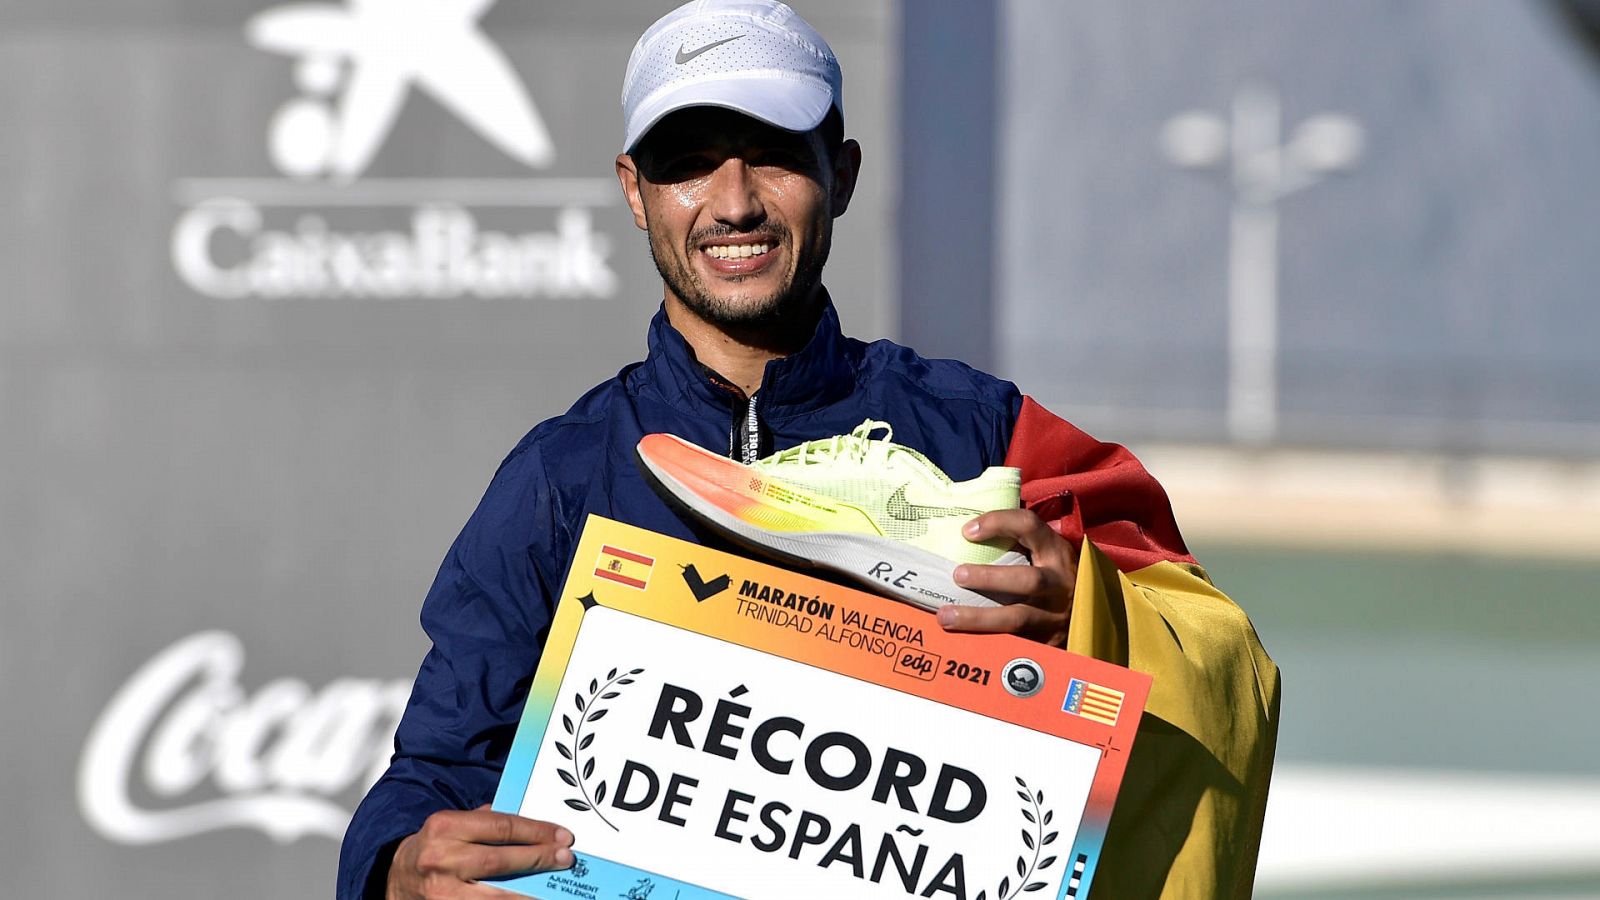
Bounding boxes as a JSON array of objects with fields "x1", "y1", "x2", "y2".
[
  {"x1": 702, "y1": 366, "x2": 763, "y2": 462},
  {"x1": 738, "y1": 394, "x2": 760, "y2": 464}
]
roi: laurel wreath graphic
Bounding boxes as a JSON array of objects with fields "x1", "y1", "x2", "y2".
[
  {"x1": 553, "y1": 666, "x2": 644, "y2": 832},
  {"x1": 973, "y1": 776, "x2": 1059, "y2": 900}
]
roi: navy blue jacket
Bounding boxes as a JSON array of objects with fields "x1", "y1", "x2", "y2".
[{"x1": 337, "y1": 300, "x2": 1023, "y2": 898}]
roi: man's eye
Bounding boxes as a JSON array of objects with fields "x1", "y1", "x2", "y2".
[
  {"x1": 754, "y1": 149, "x2": 808, "y2": 169},
  {"x1": 660, "y1": 155, "x2": 715, "y2": 177}
]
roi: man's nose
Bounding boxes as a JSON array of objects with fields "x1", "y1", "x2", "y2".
[{"x1": 706, "y1": 157, "x2": 765, "y2": 230}]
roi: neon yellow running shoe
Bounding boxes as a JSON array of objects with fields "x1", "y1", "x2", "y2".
[{"x1": 636, "y1": 420, "x2": 1026, "y2": 611}]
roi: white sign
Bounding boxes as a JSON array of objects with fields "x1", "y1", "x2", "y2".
[
  {"x1": 513, "y1": 607, "x2": 1100, "y2": 900},
  {"x1": 490, "y1": 518, "x2": 1150, "y2": 900}
]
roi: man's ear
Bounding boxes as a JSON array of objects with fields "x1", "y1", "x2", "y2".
[
  {"x1": 615, "y1": 153, "x2": 650, "y2": 230},
  {"x1": 829, "y1": 139, "x2": 863, "y2": 218}
]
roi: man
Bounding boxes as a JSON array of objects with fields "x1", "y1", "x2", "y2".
[{"x1": 339, "y1": 2, "x2": 1279, "y2": 898}]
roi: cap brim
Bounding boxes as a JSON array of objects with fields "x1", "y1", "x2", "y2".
[{"x1": 623, "y1": 76, "x2": 834, "y2": 154}]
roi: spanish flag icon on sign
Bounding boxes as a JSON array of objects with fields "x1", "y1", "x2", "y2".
[{"x1": 594, "y1": 545, "x2": 655, "y2": 590}]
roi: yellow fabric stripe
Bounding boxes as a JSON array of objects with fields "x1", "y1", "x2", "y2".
[{"x1": 1067, "y1": 541, "x2": 1282, "y2": 899}]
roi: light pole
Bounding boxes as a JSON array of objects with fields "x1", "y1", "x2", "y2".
[{"x1": 1161, "y1": 86, "x2": 1364, "y2": 445}]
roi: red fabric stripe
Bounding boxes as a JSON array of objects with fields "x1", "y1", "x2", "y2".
[
  {"x1": 1003, "y1": 396, "x2": 1196, "y2": 572},
  {"x1": 599, "y1": 545, "x2": 654, "y2": 566},
  {"x1": 594, "y1": 568, "x2": 648, "y2": 589}
]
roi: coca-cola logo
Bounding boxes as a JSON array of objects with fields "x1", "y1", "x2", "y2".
[{"x1": 78, "y1": 631, "x2": 409, "y2": 844}]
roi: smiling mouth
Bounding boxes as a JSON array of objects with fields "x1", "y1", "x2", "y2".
[{"x1": 702, "y1": 242, "x2": 775, "y2": 260}]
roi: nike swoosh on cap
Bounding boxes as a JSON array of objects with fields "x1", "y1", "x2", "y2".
[
  {"x1": 676, "y1": 35, "x2": 745, "y2": 64},
  {"x1": 886, "y1": 485, "x2": 983, "y2": 522}
]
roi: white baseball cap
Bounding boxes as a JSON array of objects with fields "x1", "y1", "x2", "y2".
[{"x1": 621, "y1": 0, "x2": 844, "y2": 154}]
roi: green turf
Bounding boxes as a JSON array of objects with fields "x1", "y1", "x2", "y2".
[
  {"x1": 1192, "y1": 543, "x2": 1600, "y2": 647},
  {"x1": 1191, "y1": 541, "x2": 1600, "y2": 897},
  {"x1": 1258, "y1": 869, "x2": 1600, "y2": 899}
]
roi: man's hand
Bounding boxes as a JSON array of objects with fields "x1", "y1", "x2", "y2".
[
  {"x1": 386, "y1": 806, "x2": 573, "y2": 899},
  {"x1": 937, "y1": 509, "x2": 1078, "y2": 647}
]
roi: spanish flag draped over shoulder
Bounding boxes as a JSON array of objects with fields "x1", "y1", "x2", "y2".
[{"x1": 1004, "y1": 397, "x2": 1281, "y2": 899}]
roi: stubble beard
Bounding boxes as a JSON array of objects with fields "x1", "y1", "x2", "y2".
[{"x1": 648, "y1": 223, "x2": 831, "y2": 332}]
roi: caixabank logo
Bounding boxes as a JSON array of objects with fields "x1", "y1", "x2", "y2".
[{"x1": 170, "y1": 0, "x2": 618, "y2": 301}]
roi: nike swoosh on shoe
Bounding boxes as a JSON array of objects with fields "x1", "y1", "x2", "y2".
[{"x1": 886, "y1": 485, "x2": 983, "y2": 522}]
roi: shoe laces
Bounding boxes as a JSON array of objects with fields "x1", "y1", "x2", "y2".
[{"x1": 763, "y1": 419, "x2": 897, "y2": 468}]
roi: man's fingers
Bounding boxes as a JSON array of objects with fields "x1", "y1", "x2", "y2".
[
  {"x1": 963, "y1": 509, "x2": 1078, "y2": 593},
  {"x1": 953, "y1": 560, "x2": 1064, "y2": 600},
  {"x1": 936, "y1": 602, "x2": 1062, "y2": 640},
  {"x1": 394, "y1": 811, "x2": 576, "y2": 898},
  {"x1": 963, "y1": 508, "x2": 1061, "y2": 556},
  {"x1": 426, "y1": 808, "x2": 572, "y2": 848},
  {"x1": 945, "y1": 507, "x2": 1077, "y2": 646},
  {"x1": 454, "y1": 841, "x2": 575, "y2": 882}
]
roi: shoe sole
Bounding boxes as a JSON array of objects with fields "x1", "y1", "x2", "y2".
[{"x1": 636, "y1": 434, "x2": 1026, "y2": 613}]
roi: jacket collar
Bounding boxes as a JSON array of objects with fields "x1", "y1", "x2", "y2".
[{"x1": 642, "y1": 294, "x2": 859, "y2": 420}]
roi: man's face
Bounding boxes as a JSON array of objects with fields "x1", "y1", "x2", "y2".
[{"x1": 617, "y1": 107, "x2": 859, "y2": 329}]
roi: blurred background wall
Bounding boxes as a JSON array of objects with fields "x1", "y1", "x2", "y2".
[
  {"x1": 3, "y1": 1, "x2": 1597, "y2": 897},
  {"x1": 909, "y1": 3, "x2": 1600, "y2": 896}
]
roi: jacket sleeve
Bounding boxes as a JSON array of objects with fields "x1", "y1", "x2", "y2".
[
  {"x1": 337, "y1": 440, "x2": 560, "y2": 900},
  {"x1": 1003, "y1": 397, "x2": 1281, "y2": 900}
]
